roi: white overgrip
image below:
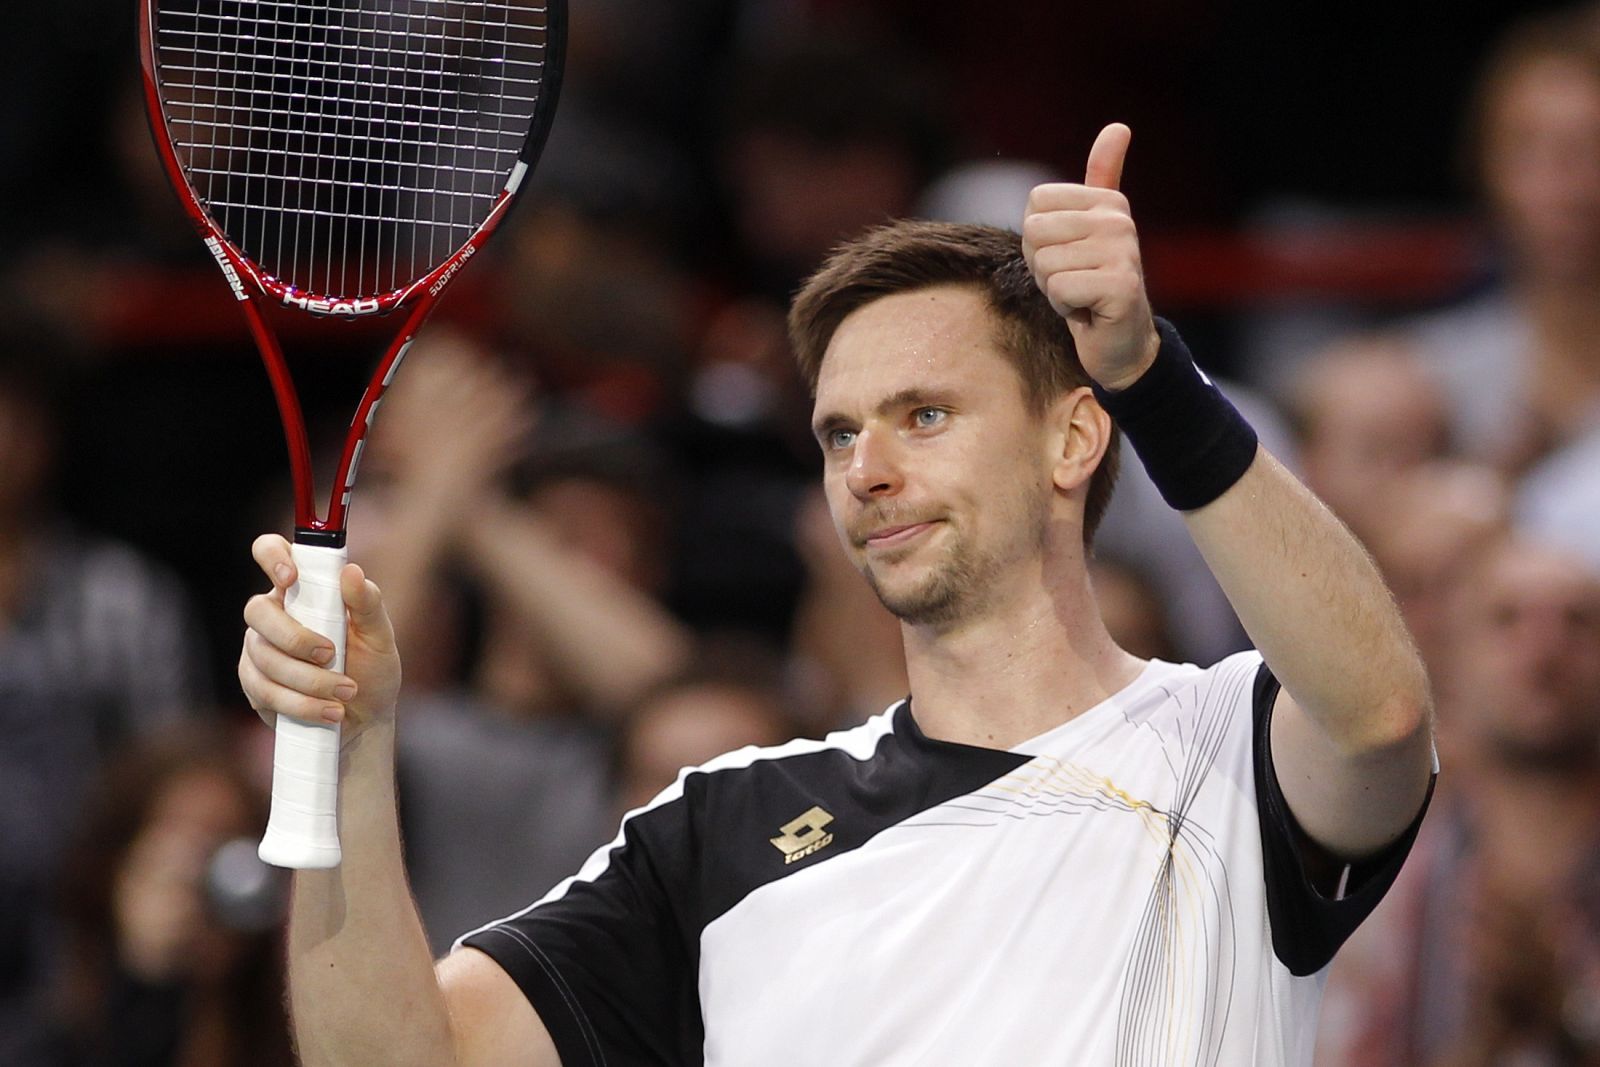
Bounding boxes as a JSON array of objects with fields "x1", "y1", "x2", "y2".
[{"x1": 258, "y1": 541, "x2": 349, "y2": 869}]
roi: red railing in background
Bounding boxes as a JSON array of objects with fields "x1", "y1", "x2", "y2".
[
  {"x1": 1143, "y1": 219, "x2": 1487, "y2": 306},
  {"x1": 88, "y1": 218, "x2": 1487, "y2": 350}
]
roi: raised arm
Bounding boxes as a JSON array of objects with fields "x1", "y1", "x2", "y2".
[
  {"x1": 1023, "y1": 125, "x2": 1433, "y2": 860},
  {"x1": 1179, "y1": 450, "x2": 1433, "y2": 856},
  {"x1": 351, "y1": 332, "x2": 534, "y2": 667},
  {"x1": 460, "y1": 498, "x2": 692, "y2": 717},
  {"x1": 238, "y1": 535, "x2": 557, "y2": 1067}
]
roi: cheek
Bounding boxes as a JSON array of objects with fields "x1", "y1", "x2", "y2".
[
  {"x1": 1559, "y1": 640, "x2": 1600, "y2": 686},
  {"x1": 819, "y1": 477, "x2": 858, "y2": 541},
  {"x1": 983, "y1": 439, "x2": 1054, "y2": 505},
  {"x1": 820, "y1": 470, "x2": 851, "y2": 512}
]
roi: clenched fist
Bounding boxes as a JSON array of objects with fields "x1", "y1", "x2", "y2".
[
  {"x1": 1021, "y1": 123, "x2": 1160, "y2": 392},
  {"x1": 238, "y1": 534, "x2": 402, "y2": 743}
]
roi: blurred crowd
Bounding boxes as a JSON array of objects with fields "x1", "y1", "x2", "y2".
[{"x1": 2, "y1": 2, "x2": 1600, "y2": 1064}]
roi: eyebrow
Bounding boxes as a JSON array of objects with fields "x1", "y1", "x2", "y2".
[{"x1": 811, "y1": 387, "x2": 955, "y2": 440}]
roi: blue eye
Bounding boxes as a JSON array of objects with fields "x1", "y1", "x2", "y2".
[
  {"x1": 913, "y1": 407, "x2": 946, "y2": 428},
  {"x1": 827, "y1": 428, "x2": 857, "y2": 450}
]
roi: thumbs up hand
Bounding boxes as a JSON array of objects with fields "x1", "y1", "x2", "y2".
[{"x1": 1021, "y1": 123, "x2": 1161, "y2": 392}]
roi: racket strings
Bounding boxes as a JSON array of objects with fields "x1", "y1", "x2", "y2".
[{"x1": 154, "y1": 0, "x2": 550, "y2": 300}]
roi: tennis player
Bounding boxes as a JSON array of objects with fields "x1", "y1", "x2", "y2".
[{"x1": 239, "y1": 124, "x2": 1435, "y2": 1065}]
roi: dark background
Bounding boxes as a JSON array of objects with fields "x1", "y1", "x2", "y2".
[{"x1": 0, "y1": 0, "x2": 1564, "y2": 694}]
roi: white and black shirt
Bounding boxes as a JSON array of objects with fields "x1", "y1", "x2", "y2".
[{"x1": 459, "y1": 652, "x2": 1430, "y2": 1066}]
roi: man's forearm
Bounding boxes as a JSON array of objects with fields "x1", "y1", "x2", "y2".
[
  {"x1": 1182, "y1": 447, "x2": 1431, "y2": 753},
  {"x1": 287, "y1": 723, "x2": 457, "y2": 1067},
  {"x1": 359, "y1": 491, "x2": 456, "y2": 662},
  {"x1": 464, "y1": 504, "x2": 690, "y2": 714}
]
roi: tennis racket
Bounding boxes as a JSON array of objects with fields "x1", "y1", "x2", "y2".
[{"x1": 140, "y1": 0, "x2": 565, "y2": 869}]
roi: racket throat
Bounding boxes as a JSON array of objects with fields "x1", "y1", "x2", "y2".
[{"x1": 295, "y1": 527, "x2": 346, "y2": 549}]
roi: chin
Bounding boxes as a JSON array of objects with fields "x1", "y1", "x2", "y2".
[
  {"x1": 865, "y1": 569, "x2": 968, "y2": 626},
  {"x1": 1487, "y1": 728, "x2": 1600, "y2": 771}
]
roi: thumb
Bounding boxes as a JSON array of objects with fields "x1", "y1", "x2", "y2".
[
  {"x1": 1085, "y1": 123, "x2": 1131, "y2": 191},
  {"x1": 340, "y1": 564, "x2": 394, "y2": 648}
]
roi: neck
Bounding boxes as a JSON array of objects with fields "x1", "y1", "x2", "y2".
[
  {"x1": 1521, "y1": 278, "x2": 1600, "y2": 348},
  {"x1": 1469, "y1": 755, "x2": 1600, "y2": 895},
  {"x1": 900, "y1": 544, "x2": 1143, "y2": 749},
  {"x1": 1521, "y1": 280, "x2": 1600, "y2": 380},
  {"x1": 1500, "y1": 281, "x2": 1600, "y2": 446},
  {"x1": 1477, "y1": 751, "x2": 1600, "y2": 811}
]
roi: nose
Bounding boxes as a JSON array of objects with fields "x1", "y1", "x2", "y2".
[
  {"x1": 1503, "y1": 606, "x2": 1575, "y2": 677},
  {"x1": 845, "y1": 429, "x2": 902, "y2": 500}
]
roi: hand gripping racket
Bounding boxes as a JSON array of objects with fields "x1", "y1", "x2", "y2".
[{"x1": 140, "y1": 0, "x2": 565, "y2": 868}]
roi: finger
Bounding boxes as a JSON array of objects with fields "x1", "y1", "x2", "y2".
[
  {"x1": 251, "y1": 533, "x2": 296, "y2": 591},
  {"x1": 243, "y1": 591, "x2": 337, "y2": 665},
  {"x1": 1026, "y1": 183, "x2": 1128, "y2": 216},
  {"x1": 1024, "y1": 211, "x2": 1139, "y2": 265},
  {"x1": 238, "y1": 643, "x2": 347, "y2": 725},
  {"x1": 1085, "y1": 123, "x2": 1132, "y2": 191},
  {"x1": 342, "y1": 565, "x2": 396, "y2": 650},
  {"x1": 237, "y1": 647, "x2": 282, "y2": 729},
  {"x1": 1021, "y1": 210, "x2": 1096, "y2": 255},
  {"x1": 1044, "y1": 268, "x2": 1139, "y2": 317},
  {"x1": 1030, "y1": 241, "x2": 1111, "y2": 280},
  {"x1": 243, "y1": 629, "x2": 356, "y2": 703}
]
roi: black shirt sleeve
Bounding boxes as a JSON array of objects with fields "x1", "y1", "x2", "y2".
[
  {"x1": 1251, "y1": 662, "x2": 1435, "y2": 976},
  {"x1": 460, "y1": 791, "x2": 705, "y2": 1067}
]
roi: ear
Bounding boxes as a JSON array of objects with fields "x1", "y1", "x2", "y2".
[{"x1": 1046, "y1": 386, "x2": 1113, "y2": 494}]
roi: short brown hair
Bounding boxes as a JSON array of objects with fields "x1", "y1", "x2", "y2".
[
  {"x1": 1465, "y1": 8, "x2": 1600, "y2": 191},
  {"x1": 787, "y1": 218, "x2": 1120, "y2": 544}
]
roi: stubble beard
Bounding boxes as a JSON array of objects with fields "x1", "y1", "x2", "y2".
[
  {"x1": 1483, "y1": 719, "x2": 1600, "y2": 775},
  {"x1": 860, "y1": 488, "x2": 1050, "y2": 628},
  {"x1": 863, "y1": 531, "x2": 988, "y2": 626}
]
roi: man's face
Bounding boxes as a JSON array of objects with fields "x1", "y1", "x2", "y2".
[
  {"x1": 1483, "y1": 57, "x2": 1600, "y2": 281},
  {"x1": 1451, "y1": 542, "x2": 1600, "y2": 765},
  {"x1": 811, "y1": 286, "x2": 1058, "y2": 627}
]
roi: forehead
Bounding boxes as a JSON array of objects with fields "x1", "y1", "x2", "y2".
[
  {"x1": 1495, "y1": 55, "x2": 1600, "y2": 115},
  {"x1": 812, "y1": 285, "x2": 1021, "y2": 412},
  {"x1": 1475, "y1": 544, "x2": 1600, "y2": 609}
]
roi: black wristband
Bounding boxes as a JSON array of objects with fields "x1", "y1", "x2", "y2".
[{"x1": 1090, "y1": 317, "x2": 1258, "y2": 511}]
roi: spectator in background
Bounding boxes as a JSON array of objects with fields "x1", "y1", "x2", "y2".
[
  {"x1": 615, "y1": 644, "x2": 798, "y2": 816},
  {"x1": 347, "y1": 332, "x2": 687, "y2": 952},
  {"x1": 522, "y1": 0, "x2": 734, "y2": 263},
  {"x1": 1410, "y1": 5, "x2": 1600, "y2": 472},
  {"x1": 1320, "y1": 537, "x2": 1600, "y2": 1066},
  {"x1": 48, "y1": 728, "x2": 291, "y2": 1067},
  {"x1": 1289, "y1": 333, "x2": 1453, "y2": 547},
  {"x1": 0, "y1": 344, "x2": 207, "y2": 1064},
  {"x1": 715, "y1": 32, "x2": 947, "y2": 303},
  {"x1": 1361, "y1": 462, "x2": 1510, "y2": 689},
  {"x1": 353, "y1": 331, "x2": 690, "y2": 719},
  {"x1": 7, "y1": 81, "x2": 219, "y2": 351},
  {"x1": 489, "y1": 195, "x2": 699, "y2": 426},
  {"x1": 1517, "y1": 418, "x2": 1600, "y2": 574}
]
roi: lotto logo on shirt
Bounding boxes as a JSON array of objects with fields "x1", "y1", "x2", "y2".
[{"x1": 770, "y1": 806, "x2": 835, "y2": 865}]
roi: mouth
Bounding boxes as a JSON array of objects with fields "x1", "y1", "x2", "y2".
[{"x1": 862, "y1": 521, "x2": 938, "y2": 549}]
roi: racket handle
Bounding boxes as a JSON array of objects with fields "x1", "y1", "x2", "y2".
[{"x1": 258, "y1": 542, "x2": 348, "y2": 870}]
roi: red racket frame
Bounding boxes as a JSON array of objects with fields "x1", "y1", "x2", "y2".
[{"x1": 137, "y1": 1, "x2": 560, "y2": 543}]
